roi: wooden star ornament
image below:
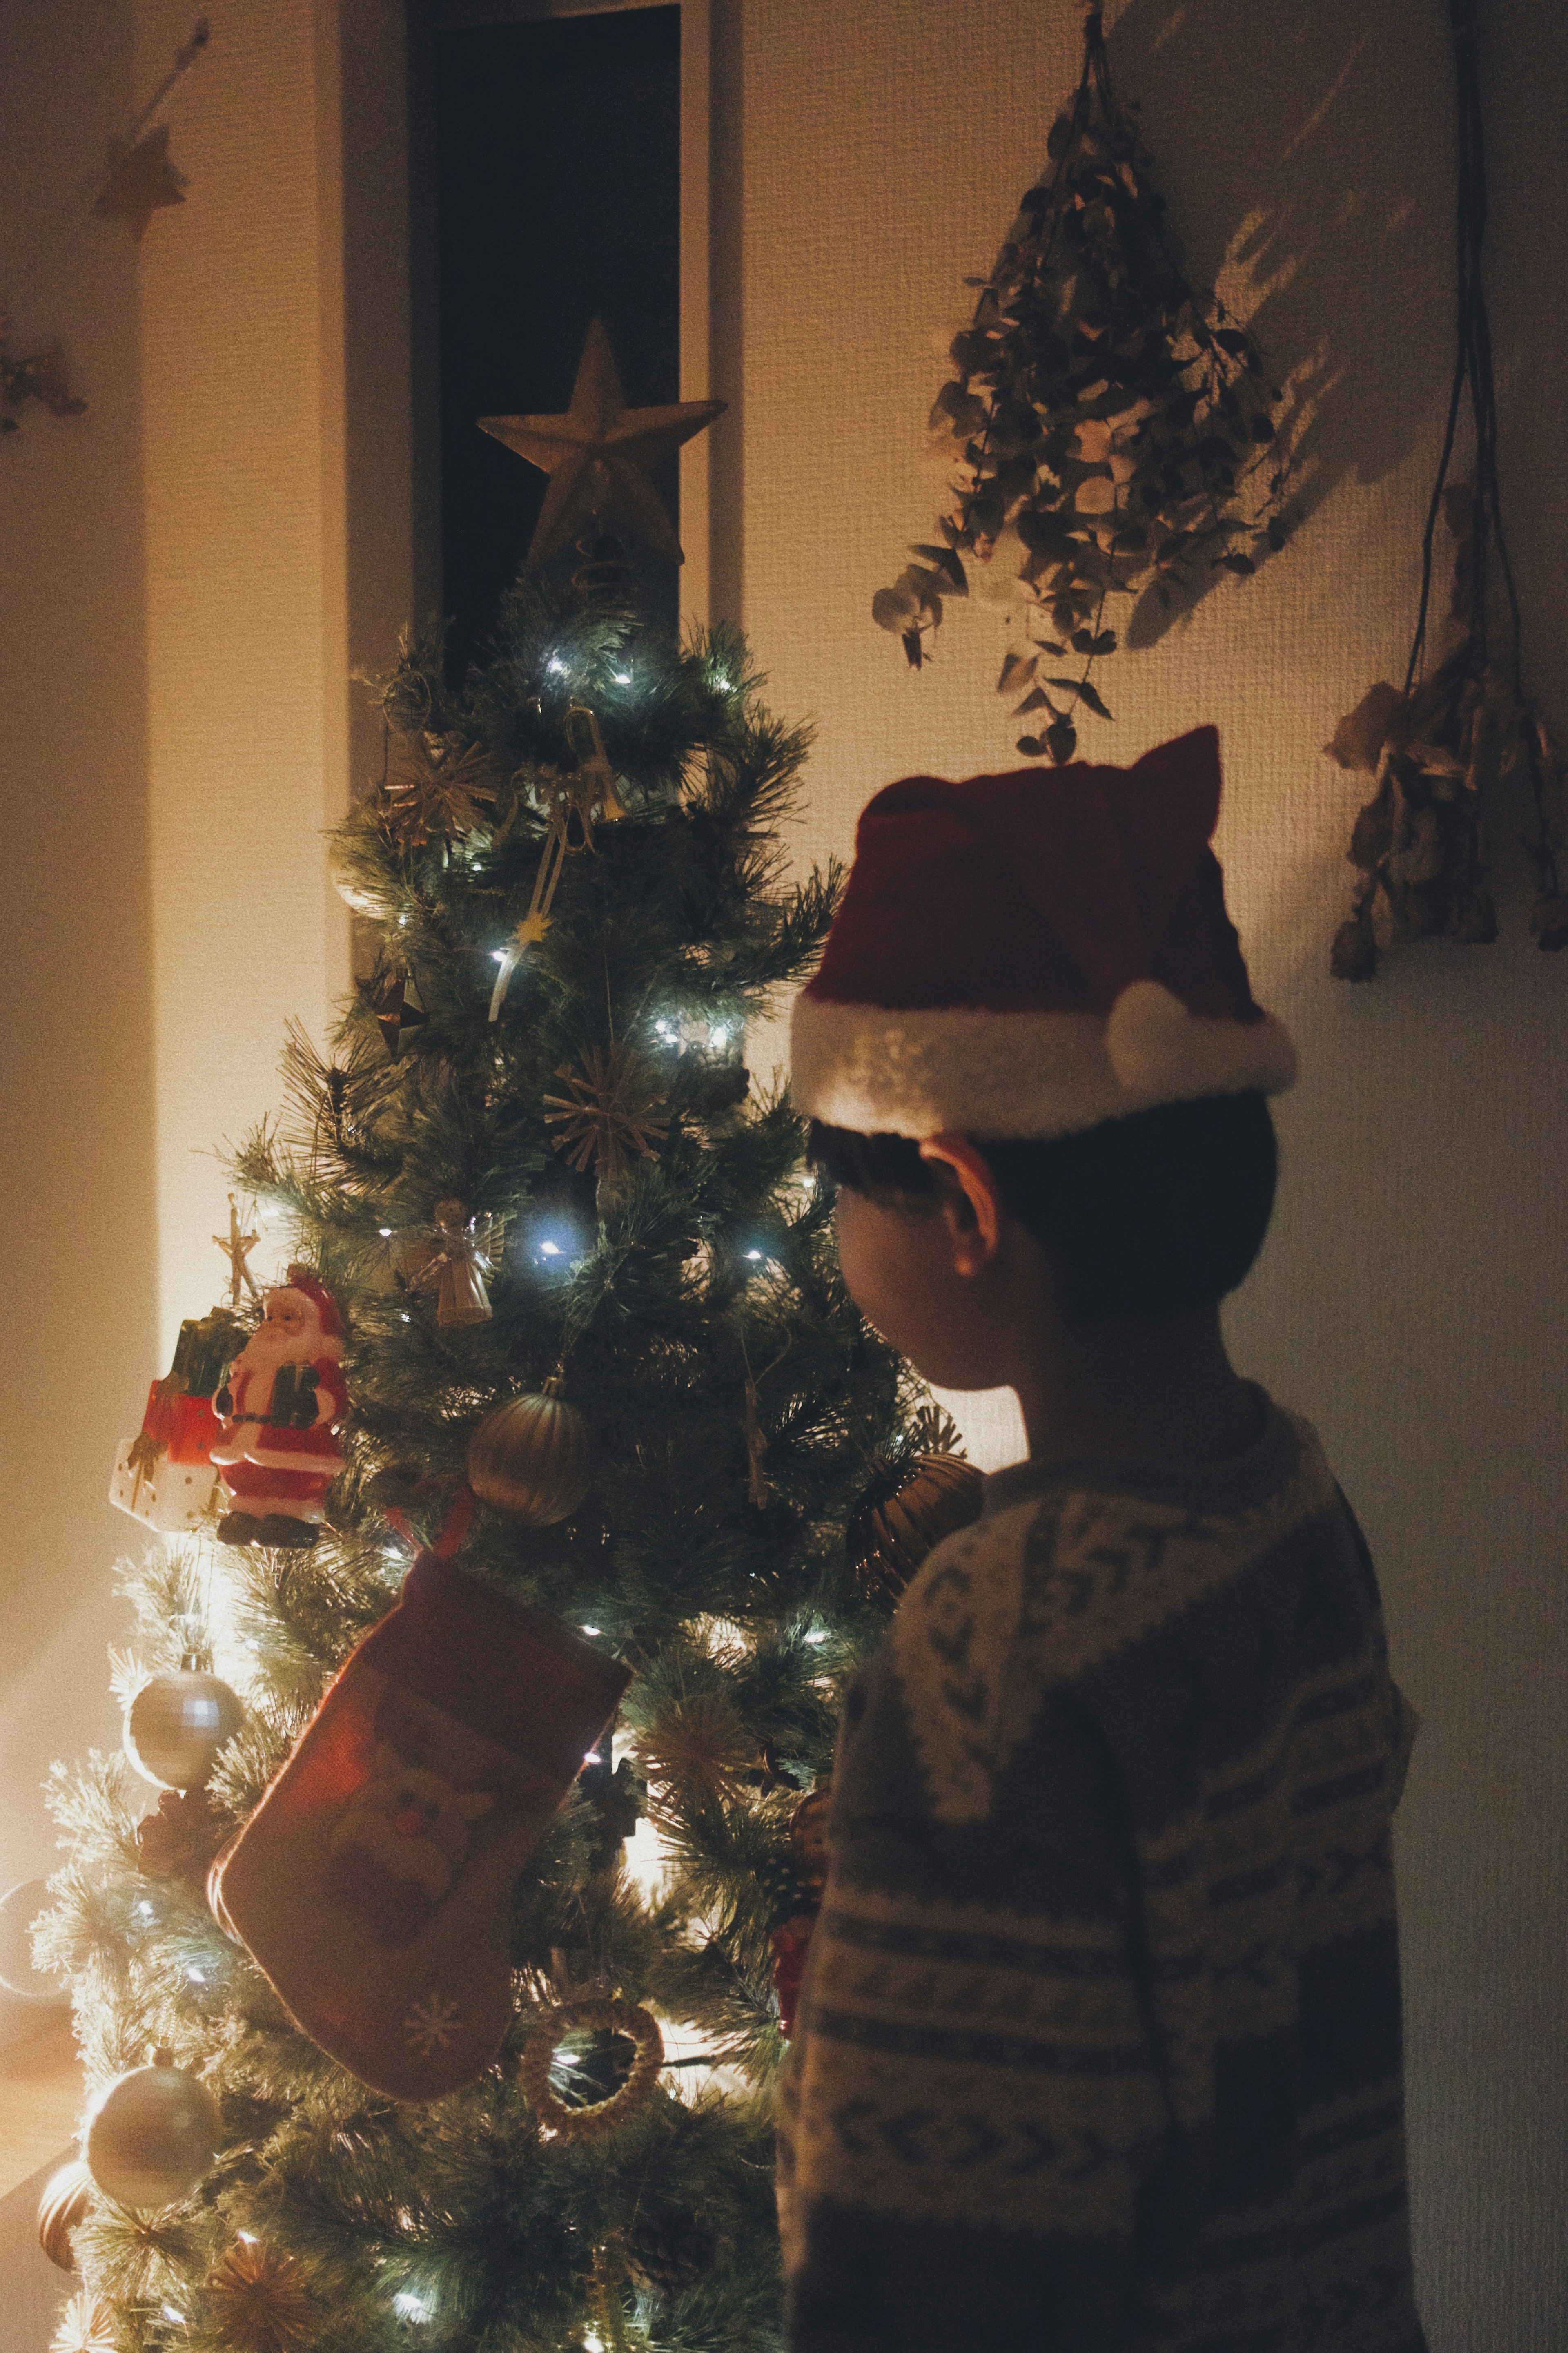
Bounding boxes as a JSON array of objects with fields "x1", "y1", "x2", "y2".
[
  {"x1": 92, "y1": 123, "x2": 187, "y2": 244},
  {"x1": 478, "y1": 318, "x2": 724, "y2": 568}
]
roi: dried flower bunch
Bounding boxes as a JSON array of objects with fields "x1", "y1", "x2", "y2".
[
  {"x1": 1325, "y1": 0, "x2": 1565, "y2": 977},
  {"x1": 1327, "y1": 490, "x2": 1567, "y2": 977},
  {"x1": 874, "y1": 2, "x2": 1287, "y2": 762}
]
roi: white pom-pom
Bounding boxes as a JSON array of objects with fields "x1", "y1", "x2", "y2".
[{"x1": 1105, "y1": 980, "x2": 1297, "y2": 1102}]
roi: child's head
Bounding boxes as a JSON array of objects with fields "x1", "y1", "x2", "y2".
[
  {"x1": 808, "y1": 1094, "x2": 1276, "y2": 1389},
  {"x1": 790, "y1": 728, "x2": 1294, "y2": 1392}
]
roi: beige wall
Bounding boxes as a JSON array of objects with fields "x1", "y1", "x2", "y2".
[
  {"x1": 0, "y1": 0, "x2": 355, "y2": 1914},
  {"x1": 725, "y1": 1, "x2": 1567, "y2": 2343},
  {"x1": 2, "y1": 0, "x2": 1563, "y2": 2343}
]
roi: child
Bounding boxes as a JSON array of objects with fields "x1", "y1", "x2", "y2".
[{"x1": 778, "y1": 727, "x2": 1425, "y2": 2352}]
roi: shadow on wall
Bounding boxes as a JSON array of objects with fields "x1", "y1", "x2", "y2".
[{"x1": 1102, "y1": 0, "x2": 1454, "y2": 648}]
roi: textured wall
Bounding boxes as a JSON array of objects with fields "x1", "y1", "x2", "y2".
[
  {"x1": 0, "y1": 0, "x2": 351, "y2": 1895},
  {"x1": 0, "y1": 0, "x2": 151, "y2": 1905},
  {"x1": 719, "y1": 0, "x2": 1568, "y2": 2343}
]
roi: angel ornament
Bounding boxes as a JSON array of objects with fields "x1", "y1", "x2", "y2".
[{"x1": 395, "y1": 1201, "x2": 505, "y2": 1326}]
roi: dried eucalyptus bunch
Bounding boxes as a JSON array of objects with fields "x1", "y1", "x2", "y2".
[
  {"x1": 1325, "y1": 0, "x2": 1565, "y2": 979},
  {"x1": 1327, "y1": 489, "x2": 1567, "y2": 978},
  {"x1": 873, "y1": 3, "x2": 1287, "y2": 763}
]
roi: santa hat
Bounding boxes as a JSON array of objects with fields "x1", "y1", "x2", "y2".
[
  {"x1": 789, "y1": 725, "x2": 1295, "y2": 1140},
  {"x1": 279, "y1": 1265, "x2": 346, "y2": 1342}
]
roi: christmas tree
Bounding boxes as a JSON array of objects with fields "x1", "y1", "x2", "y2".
[{"x1": 40, "y1": 532, "x2": 980, "y2": 2349}]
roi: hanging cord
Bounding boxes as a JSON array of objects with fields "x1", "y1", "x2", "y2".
[{"x1": 1402, "y1": 0, "x2": 1523, "y2": 701}]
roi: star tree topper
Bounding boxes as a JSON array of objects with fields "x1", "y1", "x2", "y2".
[{"x1": 478, "y1": 318, "x2": 724, "y2": 568}]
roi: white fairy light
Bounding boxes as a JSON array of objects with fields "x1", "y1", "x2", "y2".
[
  {"x1": 547, "y1": 656, "x2": 568, "y2": 676},
  {"x1": 394, "y1": 2289, "x2": 433, "y2": 2323},
  {"x1": 379, "y1": 1226, "x2": 393, "y2": 1236},
  {"x1": 539, "y1": 1239, "x2": 563, "y2": 1257},
  {"x1": 744, "y1": 1249, "x2": 763, "y2": 1261},
  {"x1": 612, "y1": 669, "x2": 632, "y2": 684},
  {"x1": 492, "y1": 948, "x2": 509, "y2": 964},
  {"x1": 708, "y1": 1024, "x2": 730, "y2": 1047},
  {"x1": 581, "y1": 1624, "x2": 601, "y2": 1636}
]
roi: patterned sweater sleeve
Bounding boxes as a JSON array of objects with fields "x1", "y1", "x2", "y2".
[{"x1": 779, "y1": 1515, "x2": 1171, "y2": 2352}]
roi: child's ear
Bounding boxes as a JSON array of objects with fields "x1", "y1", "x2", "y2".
[{"x1": 918, "y1": 1134, "x2": 1004, "y2": 1270}]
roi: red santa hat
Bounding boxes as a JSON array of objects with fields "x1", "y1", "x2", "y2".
[
  {"x1": 789, "y1": 725, "x2": 1295, "y2": 1140},
  {"x1": 279, "y1": 1265, "x2": 346, "y2": 1341}
]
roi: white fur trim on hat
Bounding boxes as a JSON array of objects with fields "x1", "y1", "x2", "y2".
[{"x1": 791, "y1": 981, "x2": 1296, "y2": 1140}]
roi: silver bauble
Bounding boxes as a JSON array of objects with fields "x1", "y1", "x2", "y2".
[
  {"x1": 0, "y1": 1876, "x2": 71, "y2": 2003},
  {"x1": 84, "y1": 2052, "x2": 222, "y2": 2208},
  {"x1": 125, "y1": 1670, "x2": 244, "y2": 1791}
]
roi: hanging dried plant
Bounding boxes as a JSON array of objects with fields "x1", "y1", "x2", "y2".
[
  {"x1": 1326, "y1": 2, "x2": 1565, "y2": 978},
  {"x1": 874, "y1": 2, "x2": 1288, "y2": 763}
]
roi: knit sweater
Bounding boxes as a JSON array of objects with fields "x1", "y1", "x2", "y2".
[{"x1": 778, "y1": 1396, "x2": 1425, "y2": 2353}]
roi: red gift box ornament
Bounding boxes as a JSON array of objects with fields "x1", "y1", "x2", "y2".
[
  {"x1": 209, "y1": 1269, "x2": 349, "y2": 1549},
  {"x1": 110, "y1": 1306, "x2": 247, "y2": 1535}
]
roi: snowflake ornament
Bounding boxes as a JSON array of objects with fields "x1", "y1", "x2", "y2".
[{"x1": 404, "y1": 1991, "x2": 463, "y2": 2054}]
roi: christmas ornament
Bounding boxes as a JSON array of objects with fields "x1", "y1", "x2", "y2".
[
  {"x1": 0, "y1": 1876, "x2": 70, "y2": 2003},
  {"x1": 211, "y1": 1269, "x2": 348, "y2": 1546},
  {"x1": 50, "y1": 2295, "x2": 116, "y2": 2353},
  {"x1": 214, "y1": 1195, "x2": 261, "y2": 1307},
  {"x1": 544, "y1": 1043, "x2": 667, "y2": 1190},
  {"x1": 204, "y1": 2238, "x2": 316, "y2": 2351},
  {"x1": 380, "y1": 731, "x2": 496, "y2": 849},
  {"x1": 478, "y1": 316, "x2": 724, "y2": 569},
  {"x1": 770, "y1": 1785, "x2": 832, "y2": 2039},
  {"x1": 849, "y1": 1450, "x2": 985, "y2": 1603},
  {"x1": 356, "y1": 966, "x2": 426, "y2": 1059},
  {"x1": 1, "y1": 320, "x2": 86, "y2": 433},
  {"x1": 91, "y1": 122, "x2": 187, "y2": 243},
  {"x1": 125, "y1": 1667, "x2": 244, "y2": 1791},
  {"x1": 37, "y1": 2157, "x2": 93, "y2": 2271},
  {"x1": 84, "y1": 2050, "x2": 223, "y2": 2208},
  {"x1": 136, "y1": 1786, "x2": 232, "y2": 1884},
  {"x1": 874, "y1": 4, "x2": 1286, "y2": 760},
  {"x1": 520, "y1": 1996, "x2": 664, "y2": 2142},
  {"x1": 209, "y1": 1551, "x2": 630, "y2": 2100},
  {"x1": 466, "y1": 1376, "x2": 593, "y2": 1523},
  {"x1": 488, "y1": 709, "x2": 627, "y2": 1020},
  {"x1": 397, "y1": 1201, "x2": 502, "y2": 1325},
  {"x1": 110, "y1": 1303, "x2": 245, "y2": 1534}
]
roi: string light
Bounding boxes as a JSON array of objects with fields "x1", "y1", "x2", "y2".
[
  {"x1": 547, "y1": 656, "x2": 569, "y2": 676},
  {"x1": 539, "y1": 1240, "x2": 563, "y2": 1258},
  {"x1": 612, "y1": 669, "x2": 632, "y2": 685},
  {"x1": 394, "y1": 2289, "x2": 433, "y2": 2323},
  {"x1": 581, "y1": 1624, "x2": 601, "y2": 1636}
]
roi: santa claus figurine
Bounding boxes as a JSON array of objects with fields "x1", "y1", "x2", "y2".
[{"x1": 210, "y1": 1267, "x2": 349, "y2": 1548}]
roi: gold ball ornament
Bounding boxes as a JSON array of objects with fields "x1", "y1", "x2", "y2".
[
  {"x1": 466, "y1": 1376, "x2": 593, "y2": 1523},
  {"x1": 37, "y1": 2158, "x2": 93, "y2": 2271},
  {"x1": 849, "y1": 1450, "x2": 984, "y2": 1602},
  {"x1": 521, "y1": 1997, "x2": 664, "y2": 2142},
  {"x1": 84, "y1": 2051, "x2": 222, "y2": 2208},
  {"x1": 125, "y1": 1667, "x2": 244, "y2": 1791}
]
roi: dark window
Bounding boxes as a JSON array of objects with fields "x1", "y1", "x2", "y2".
[{"x1": 434, "y1": 7, "x2": 682, "y2": 678}]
